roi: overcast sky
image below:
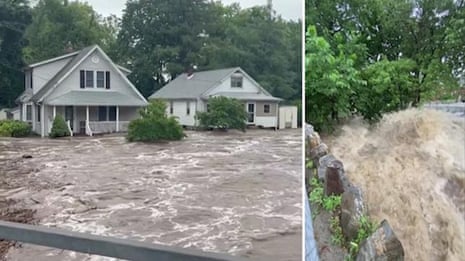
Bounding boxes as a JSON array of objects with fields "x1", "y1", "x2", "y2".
[{"x1": 83, "y1": 0, "x2": 303, "y2": 21}]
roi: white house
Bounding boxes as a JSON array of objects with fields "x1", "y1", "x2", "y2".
[
  {"x1": 15, "y1": 45, "x2": 148, "y2": 137},
  {"x1": 149, "y1": 67, "x2": 282, "y2": 128}
]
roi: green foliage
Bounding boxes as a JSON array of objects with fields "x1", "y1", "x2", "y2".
[
  {"x1": 127, "y1": 99, "x2": 184, "y2": 142},
  {"x1": 308, "y1": 177, "x2": 342, "y2": 213},
  {"x1": 330, "y1": 215, "x2": 344, "y2": 247},
  {"x1": 196, "y1": 97, "x2": 248, "y2": 131},
  {"x1": 49, "y1": 115, "x2": 70, "y2": 138},
  {"x1": 23, "y1": 0, "x2": 115, "y2": 63},
  {"x1": 0, "y1": 120, "x2": 31, "y2": 137},
  {"x1": 117, "y1": 1, "x2": 301, "y2": 100},
  {"x1": 306, "y1": 0, "x2": 465, "y2": 131},
  {"x1": 348, "y1": 215, "x2": 377, "y2": 260},
  {"x1": 356, "y1": 58, "x2": 417, "y2": 122},
  {"x1": 305, "y1": 26, "x2": 364, "y2": 132},
  {"x1": 0, "y1": 0, "x2": 31, "y2": 108}
]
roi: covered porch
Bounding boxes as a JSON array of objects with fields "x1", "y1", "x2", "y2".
[
  {"x1": 44, "y1": 105, "x2": 139, "y2": 137},
  {"x1": 40, "y1": 91, "x2": 146, "y2": 137}
]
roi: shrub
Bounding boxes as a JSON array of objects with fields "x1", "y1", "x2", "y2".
[
  {"x1": 49, "y1": 115, "x2": 70, "y2": 138},
  {"x1": 127, "y1": 99, "x2": 184, "y2": 142},
  {"x1": 0, "y1": 120, "x2": 31, "y2": 137},
  {"x1": 196, "y1": 96, "x2": 248, "y2": 131}
]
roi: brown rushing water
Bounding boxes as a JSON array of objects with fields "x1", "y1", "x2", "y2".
[
  {"x1": 0, "y1": 129, "x2": 302, "y2": 261},
  {"x1": 328, "y1": 109, "x2": 465, "y2": 261}
]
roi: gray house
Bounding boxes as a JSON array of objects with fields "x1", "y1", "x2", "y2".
[
  {"x1": 16, "y1": 45, "x2": 147, "y2": 137},
  {"x1": 149, "y1": 67, "x2": 282, "y2": 128}
]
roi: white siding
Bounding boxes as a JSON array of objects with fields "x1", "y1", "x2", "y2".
[
  {"x1": 278, "y1": 106, "x2": 298, "y2": 129},
  {"x1": 204, "y1": 73, "x2": 262, "y2": 96},
  {"x1": 168, "y1": 100, "x2": 197, "y2": 126},
  {"x1": 255, "y1": 116, "x2": 277, "y2": 128},
  {"x1": 32, "y1": 57, "x2": 72, "y2": 94},
  {"x1": 44, "y1": 49, "x2": 142, "y2": 103}
]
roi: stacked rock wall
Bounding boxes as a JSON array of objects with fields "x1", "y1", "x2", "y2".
[{"x1": 305, "y1": 123, "x2": 405, "y2": 260}]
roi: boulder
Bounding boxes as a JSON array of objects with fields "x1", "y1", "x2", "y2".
[
  {"x1": 317, "y1": 154, "x2": 336, "y2": 181},
  {"x1": 310, "y1": 143, "x2": 328, "y2": 161},
  {"x1": 341, "y1": 186, "x2": 366, "y2": 241},
  {"x1": 356, "y1": 220, "x2": 405, "y2": 261},
  {"x1": 324, "y1": 159, "x2": 345, "y2": 196}
]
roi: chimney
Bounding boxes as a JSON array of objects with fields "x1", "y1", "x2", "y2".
[
  {"x1": 186, "y1": 65, "x2": 194, "y2": 79},
  {"x1": 64, "y1": 41, "x2": 74, "y2": 53}
]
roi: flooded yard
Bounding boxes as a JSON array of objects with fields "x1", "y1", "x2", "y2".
[{"x1": 0, "y1": 129, "x2": 302, "y2": 261}]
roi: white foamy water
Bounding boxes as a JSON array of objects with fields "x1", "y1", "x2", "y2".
[
  {"x1": 329, "y1": 109, "x2": 465, "y2": 261},
  {"x1": 0, "y1": 129, "x2": 302, "y2": 261}
]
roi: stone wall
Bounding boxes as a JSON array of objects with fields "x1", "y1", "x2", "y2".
[{"x1": 305, "y1": 123, "x2": 405, "y2": 260}]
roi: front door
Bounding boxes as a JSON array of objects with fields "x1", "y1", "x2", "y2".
[
  {"x1": 247, "y1": 103, "x2": 255, "y2": 124},
  {"x1": 65, "y1": 106, "x2": 74, "y2": 131}
]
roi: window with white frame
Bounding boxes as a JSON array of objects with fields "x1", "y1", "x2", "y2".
[
  {"x1": 264, "y1": 104, "x2": 270, "y2": 113},
  {"x1": 26, "y1": 105, "x2": 32, "y2": 121},
  {"x1": 231, "y1": 75, "x2": 243, "y2": 88},
  {"x1": 98, "y1": 106, "x2": 117, "y2": 121},
  {"x1": 80, "y1": 70, "x2": 110, "y2": 89},
  {"x1": 96, "y1": 71, "x2": 105, "y2": 88},
  {"x1": 85, "y1": 71, "x2": 94, "y2": 87}
]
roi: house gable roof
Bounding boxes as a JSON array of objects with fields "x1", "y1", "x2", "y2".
[
  {"x1": 149, "y1": 67, "x2": 238, "y2": 99},
  {"x1": 149, "y1": 67, "x2": 279, "y2": 101},
  {"x1": 31, "y1": 45, "x2": 147, "y2": 105}
]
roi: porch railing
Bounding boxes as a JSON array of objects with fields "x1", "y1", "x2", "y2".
[
  {"x1": 0, "y1": 220, "x2": 243, "y2": 261},
  {"x1": 66, "y1": 120, "x2": 73, "y2": 137},
  {"x1": 89, "y1": 121, "x2": 130, "y2": 134},
  {"x1": 86, "y1": 120, "x2": 93, "y2": 136}
]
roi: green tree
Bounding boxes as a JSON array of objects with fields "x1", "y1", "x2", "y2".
[
  {"x1": 49, "y1": 115, "x2": 70, "y2": 138},
  {"x1": 117, "y1": 1, "x2": 301, "y2": 102},
  {"x1": 117, "y1": 0, "x2": 219, "y2": 97},
  {"x1": 0, "y1": 0, "x2": 31, "y2": 108},
  {"x1": 127, "y1": 100, "x2": 184, "y2": 142},
  {"x1": 356, "y1": 58, "x2": 417, "y2": 122},
  {"x1": 196, "y1": 96, "x2": 248, "y2": 131},
  {"x1": 23, "y1": 0, "x2": 115, "y2": 63},
  {"x1": 306, "y1": 26, "x2": 363, "y2": 131}
]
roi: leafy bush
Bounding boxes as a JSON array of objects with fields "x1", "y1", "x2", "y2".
[
  {"x1": 196, "y1": 96, "x2": 248, "y2": 131},
  {"x1": 49, "y1": 115, "x2": 70, "y2": 138},
  {"x1": 0, "y1": 120, "x2": 31, "y2": 137},
  {"x1": 127, "y1": 99, "x2": 184, "y2": 142}
]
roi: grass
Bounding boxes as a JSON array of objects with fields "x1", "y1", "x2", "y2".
[{"x1": 308, "y1": 175, "x2": 377, "y2": 260}]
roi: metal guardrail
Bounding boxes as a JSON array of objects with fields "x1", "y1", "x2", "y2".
[{"x1": 0, "y1": 220, "x2": 246, "y2": 261}]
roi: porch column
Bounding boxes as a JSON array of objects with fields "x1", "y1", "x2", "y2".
[
  {"x1": 116, "y1": 106, "x2": 119, "y2": 132},
  {"x1": 53, "y1": 106, "x2": 56, "y2": 118},
  {"x1": 86, "y1": 106, "x2": 89, "y2": 135},
  {"x1": 31, "y1": 104, "x2": 36, "y2": 131},
  {"x1": 40, "y1": 105, "x2": 45, "y2": 138}
]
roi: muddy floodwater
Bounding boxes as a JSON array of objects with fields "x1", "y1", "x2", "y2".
[{"x1": 0, "y1": 129, "x2": 302, "y2": 261}]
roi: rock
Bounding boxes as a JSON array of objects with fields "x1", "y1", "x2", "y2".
[
  {"x1": 22, "y1": 155, "x2": 32, "y2": 159},
  {"x1": 341, "y1": 186, "x2": 366, "y2": 241},
  {"x1": 356, "y1": 220, "x2": 405, "y2": 261},
  {"x1": 305, "y1": 124, "x2": 314, "y2": 138},
  {"x1": 324, "y1": 159, "x2": 345, "y2": 196},
  {"x1": 317, "y1": 154, "x2": 336, "y2": 181},
  {"x1": 310, "y1": 143, "x2": 328, "y2": 162}
]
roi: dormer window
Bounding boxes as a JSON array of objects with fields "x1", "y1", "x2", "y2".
[{"x1": 231, "y1": 73, "x2": 243, "y2": 88}]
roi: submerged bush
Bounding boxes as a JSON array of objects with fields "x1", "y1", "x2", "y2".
[
  {"x1": 127, "y1": 99, "x2": 184, "y2": 142},
  {"x1": 0, "y1": 120, "x2": 31, "y2": 137},
  {"x1": 196, "y1": 96, "x2": 248, "y2": 131},
  {"x1": 49, "y1": 115, "x2": 70, "y2": 138}
]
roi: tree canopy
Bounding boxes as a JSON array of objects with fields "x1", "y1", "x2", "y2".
[
  {"x1": 0, "y1": 0, "x2": 301, "y2": 109},
  {"x1": 306, "y1": 0, "x2": 465, "y2": 131},
  {"x1": 0, "y1": 0, "x2": 31, "y2": 108}
]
